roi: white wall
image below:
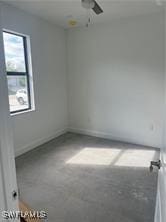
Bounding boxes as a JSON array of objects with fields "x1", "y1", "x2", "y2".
[
  {"x1": 0, "y1": 3, "x2": 164, "y2": 154},
  {"x1": 1, "y1": 4, "x2": 68, "y2": 156},
  {"x1": 67, "y1": 13, "x2": 165, "y2": 148}
]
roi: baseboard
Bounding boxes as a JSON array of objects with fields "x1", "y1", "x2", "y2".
[
  {"x1": 15, "y1": 126, "x2": 160, "y2": 157},
  {"x1": 68, "y1": 127, "x2": 161, "y2": 149},
  {"x1": 15, "y1": 128, "x2": 67, "y2": 157}
]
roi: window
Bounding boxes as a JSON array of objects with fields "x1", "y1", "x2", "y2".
[{"x1": 3, "y1": 31, "x2": 32, "y2": 114}]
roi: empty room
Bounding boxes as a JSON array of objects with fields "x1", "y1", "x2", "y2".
[{"x1": 0, "y1": 1, "x2": 166, "y2": 222}]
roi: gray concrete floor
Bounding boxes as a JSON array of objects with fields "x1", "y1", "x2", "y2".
[{"x1": 16, "y1": 133, "x2": 159, "y2": 222}]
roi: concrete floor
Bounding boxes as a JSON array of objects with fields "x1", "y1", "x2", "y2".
[{"x1": 16, "y1": 133, "x2": 159, "y2": 222}]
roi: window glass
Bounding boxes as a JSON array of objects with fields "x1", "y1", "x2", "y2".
[
  {"x1": 3, "y1": 31, "x2": 32, "y2": 114},
  {"x1": 7, "y1": 76, "x2": 29, "y2": 112},
  {"x1": 3, "y1": 32, "x2": 26, "y2": 72}
]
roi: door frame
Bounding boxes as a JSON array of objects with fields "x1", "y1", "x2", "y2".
[
  {"x1": 0, "y1": 3, "x2": 19, "y2": 221},
  {"x1": 155, "y1": 7, "x2": 166, "y2": 222}
]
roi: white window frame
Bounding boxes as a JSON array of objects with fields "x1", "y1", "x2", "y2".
[{"x1": 3, "y1": 29, "x2": 35, "y2": 116}]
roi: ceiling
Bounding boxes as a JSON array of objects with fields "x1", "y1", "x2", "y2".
[{"x1": 3, "y1": 0, "x2": 165, "y2": 28}]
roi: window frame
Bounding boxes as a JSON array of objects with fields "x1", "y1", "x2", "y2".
[{"x1": 3, "y1": 30, "x2": 32, "y2": 114}]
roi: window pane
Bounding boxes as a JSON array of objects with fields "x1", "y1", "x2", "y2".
[
  {"x1": 3, "y1": 32, "x2": 26, "y2": 72},
  {"x1": 7, "y1": 76, "x2": 30, "y2": 112}
]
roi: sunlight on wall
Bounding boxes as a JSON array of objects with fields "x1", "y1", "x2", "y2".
[{"x1": 66, "y1": 147, "x2": 156, "y2": 167}]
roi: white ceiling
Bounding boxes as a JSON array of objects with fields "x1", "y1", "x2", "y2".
[{"x1": 3, "y1": 0, "x2": 165, "y2": 28}]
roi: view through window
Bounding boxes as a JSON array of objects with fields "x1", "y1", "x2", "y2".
[{"x1": 3, "y1": 31, "x2": 31, "y2": 114}]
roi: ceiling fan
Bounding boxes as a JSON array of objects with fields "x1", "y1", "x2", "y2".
[
  {"x1": 67, "y1": 0, "x2": 103, "y2": 27},
  {"x1": 81, "y1": 0, "x2": 103, "y2": 15}
]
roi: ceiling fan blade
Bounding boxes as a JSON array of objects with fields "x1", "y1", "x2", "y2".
[{"x1": 92, "y1": 1, "x2": 103, "y2": 15}]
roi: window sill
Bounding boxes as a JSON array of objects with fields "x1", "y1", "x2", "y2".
[{"x1": 10, "y1": 108, "x2": 35, "y2": 117}]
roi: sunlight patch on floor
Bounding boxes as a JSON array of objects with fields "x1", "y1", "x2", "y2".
[
  {"x1": 66, "y1": 148, "x2": 121, "y2": 165},
  {"x1": 115, "y1": 149, "x2": 156, "y2": 167},
  {"x1": 66, "y1": 147, "x2": 156, "y2": 167}
]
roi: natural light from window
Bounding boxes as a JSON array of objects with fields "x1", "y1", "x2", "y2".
[
  {"x1": 3, "y1": 32, "x2": 26, "y2": 72},
  {"x1": 66, "y1": 148, "x2": 121, "y2": 166},
  {"x1": 114, "y1": 149, "x2": 155, "y2": 167},
  {"x1": 3, "y1": 31, "x2": 32, "y2": 114},
  {"x1": 66, "y1": 147, "x2": 156, "y2": 167}
]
